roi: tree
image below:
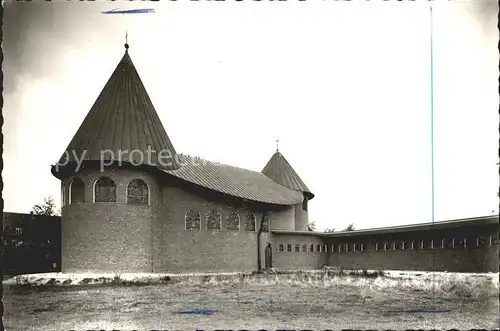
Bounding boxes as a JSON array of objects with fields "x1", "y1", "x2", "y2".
[
  {"x1": 32, "y1": 196, "x2": 59, "y2": 216},
  {"x1": 324, "y1": 228, "x2": 335, "y2": 233},
  {"x1": 343, "y1": 223, "x2": 355, "y2": 231},
  {"x1": 307, "y1": 221, "x2": 316, "y2": 232}
]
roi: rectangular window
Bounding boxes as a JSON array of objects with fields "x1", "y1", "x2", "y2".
[
  {"x1": 61, "y1": 185, "x2": 65, "y2": 207},
  {"x1": 476, "y1": 236, "x2": 488, "y2": 247},
  {"x1": 302, "y1": 198, "x2": 308, "y2": 211}
]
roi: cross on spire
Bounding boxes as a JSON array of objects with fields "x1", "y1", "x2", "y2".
[
  {"x1": 125, "y1": 31, "x2": 129, "y2": 50},
  {"x1": 276, "y1": 139, "x2": 279, "y2": 152}
]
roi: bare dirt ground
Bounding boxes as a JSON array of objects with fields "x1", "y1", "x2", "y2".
[{"x1": 4, "y1": 271, "x2": 499, "y2": 330}]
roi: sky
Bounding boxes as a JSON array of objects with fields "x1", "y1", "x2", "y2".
[{"x1": 3, "y1": 1, "x2": 498, "y2": 231}]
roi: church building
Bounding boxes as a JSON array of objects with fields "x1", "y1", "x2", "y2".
[
  {"x1": 52, "y1": 42, "x2": 313, "y2": 273},
  {"x1": 51, "y1": 43, "x2": 499, "y2": 274}
]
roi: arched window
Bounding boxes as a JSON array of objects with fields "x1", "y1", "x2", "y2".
[
  {"x1": 430, "y1": 240, "x2": 434, "y2": 249},
  {"x1": 392, "y1": 242, "x2": 396, "y2": 250},
  {"x1": 302, "y1": 244, "x2": 307, "y2": 252},
  {"x1": 295, "y1": 244, "x2": 300, "y2": 252},
  {"x1": 360, "y1": 243, "x2": 364, "y2": 251},
  {"x1": 310, "y1": 244, "x2": 315, "y2": 252},
  {"x1": 375, "y1": 242, "x2": 379, "y2": 251},
  {"x1": 206, "y1": 210, "x2": 221, "y2": 230},
  {"x1": 279, "y1": 244, "x2": 284, "y2": 252},
  {"x1": 420, "y1": 240, "x2": 425, "y2": 250},
  {"x1": 338, "y1": 244, "x2": 342, "y2": 253},
  {"x1": 383, "y1": 242, "x2": 388, "y2": 251},
  {"x1": 226, "y1": 211, "x2": 240, "y2": 231},
  {"x1": 401, "y1": 241, "x2": 407, "y2": 250},
  {"x1": 441, "y1": 238, "x2": 445, "y2": 248},
  {"x1": 70, "y1": 178, "x2": 85, "y2": 204},
  {"x1": 287, "y1": 244, "x2": 292, "y2": 252},
  {"x1": 61, "y1": 184, "x2": 66, "y2": 207},
  {"x1": 332, "y1": 244, "x2": 336, "y2": 253},
  {"x1": 94, "y1": 177, "x2": 116, "y2": 203},
  {"x1": 353, "y1": 244, "x2": 357, "y2": 252},
  {"x1": 127, "y1": 179, "x2": 149, "y2": 205},
  {"x1": 464, "y1": 237, "x2": 467, "y2": 248},
  {"x1": 344, "y1": 244, "x2": 349, "y2": 252},
  {"x1": 245, "y1": 214, "x2": 256, "y2": 232},
  {"x1": 324, "y1": 245, "x2": 328, "y2": 252},
  {"x1": 317, "y1": 244, "x2": 321, "y2": 252},
  {"x1": 411, "y1": 240, "x2": 415, "y2": 250},
  {"x1": 185, "y1": 210, "x2": 201, "y2": 230}
]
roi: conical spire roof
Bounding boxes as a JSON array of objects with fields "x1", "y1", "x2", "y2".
[
  {"x1": 262, "y1": 151, "x2": 314, "y2": 199},
  {"x1": 56, "y1": 44, "x2": 180, "y2": 171}
]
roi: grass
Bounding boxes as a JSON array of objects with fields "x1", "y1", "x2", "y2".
[{"x1": 4, "y1": 270, "x2": 499, "y2": 330}]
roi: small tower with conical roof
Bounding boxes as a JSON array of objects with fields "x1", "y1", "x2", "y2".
[
  {"x1": 52, "y1": 42, "x2": 178, "y2": 273},
  {"x1": 262, "y1": 146, "x2": 314, "y2": 231}
]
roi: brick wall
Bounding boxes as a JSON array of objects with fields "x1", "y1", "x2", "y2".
[
  {"x1": 324, "y1": 224, "x2": 499, "y2": 272},
  {"x1": 57, "y1": 166, "x2": 498, "y2": 274},
  {"x1": 60, "y1": 168, "x2": 162, "y2": 273},
  {"x1": 155, "y1": 181, "x2": 295, "y2": 273},
  {"x1": 271, "y1": 233, "x2": 327, "y2": 270}
]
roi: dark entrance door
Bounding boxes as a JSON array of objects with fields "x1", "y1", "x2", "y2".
[{"x1": 264, "y1": 243, "x2": 273, "y2": 269}]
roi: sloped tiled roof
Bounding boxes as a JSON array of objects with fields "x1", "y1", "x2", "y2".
[
  {"x1": 262, "y1": 151, "x2": 313, "y2": 198},
  {"x1": 164, "y1": 154, "x2": 304, "y2": 205},
  {"x1": 57, "y1": 46, "x2": 180, "y2": 170}
]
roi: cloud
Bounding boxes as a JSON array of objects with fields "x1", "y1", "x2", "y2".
[{"x1": 3, "y1": 2, "x2": 97, "y2": 94}]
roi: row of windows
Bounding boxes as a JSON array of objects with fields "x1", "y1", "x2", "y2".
[
  {"x1": 372, "y1": 236, "x2": 498, "y2": 251},
  {"x1": 279, "y1": 244, "x2": 331, "y2": 253},
  {"x1": 63, "y1": 177, "x2": 149, "y2": 206},
  {"x1": 185, "y1": 210, "x2": 270, "y2": 232},
  {"x1": 277, "y1": 236, "x2": 499, "y2": 253}
]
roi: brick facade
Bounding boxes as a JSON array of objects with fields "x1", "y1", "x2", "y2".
[
  {"x1": 59, "y1": 168, "x2": 306, "y2": 273},
  {"x1": 58, "y1": 168, "x2": 497, "y2": 274},
  {"x1": 271, "y1": 233, "x2": 327, "y2": 270},
  {"x1": 272, "y1": 220, "x2": 499, "y2": 273},
  {"x1": 324, "y1": 224, "x2": 499, "y2": 272},
  {"x1": 61, "y1": 168, "x2": 162, "y2": 273}
]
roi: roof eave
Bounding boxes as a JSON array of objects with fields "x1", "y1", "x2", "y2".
[{"x1": 271, "y1": 215, "x2": 499, "y2": 237}]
